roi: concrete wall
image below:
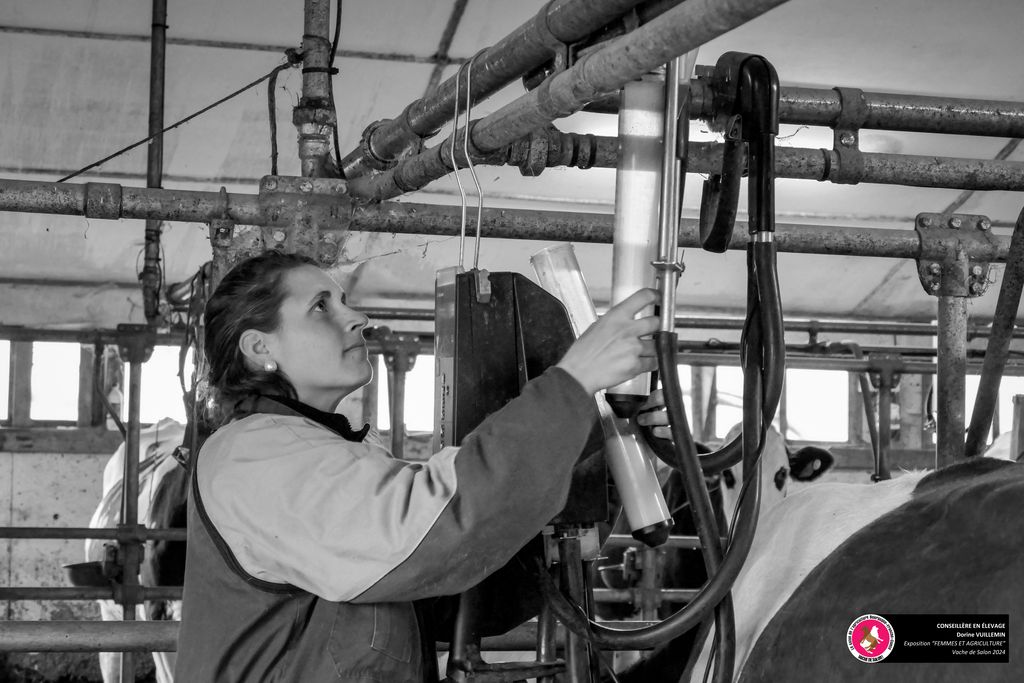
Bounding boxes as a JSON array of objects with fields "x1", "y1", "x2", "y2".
[{"x1": 1, "y1": 449, "x2": 121, "y2": 681}]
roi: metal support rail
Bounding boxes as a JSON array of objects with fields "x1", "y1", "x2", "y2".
[
  {"x1": 0, "y1": 587, "x2": 181, "y2": 601},
  {"x1": 0, "y1": 620, "x2": 662, "y2": 653},
  {"x1": 3, "y1": 316, "x2": 1021, "y2": 345},
  {"x1": 583, "y1": 82, "x2": 1024, "y2": 138},
  {"x1": 503, "y1": 133, "x2": 1024, "y2": 193},
  {"x1": 0, "y1": 180, "x2": 1012, "y2": 262},
  {"x1": 0, "y1": 527, "x2": 185, "y2": 541},
  {"x1": 337, "y1": 0, "x2": 655, "y2": 177},
  {"x1": 346, "y1": 0, "x2": 791, "y2": 200}
]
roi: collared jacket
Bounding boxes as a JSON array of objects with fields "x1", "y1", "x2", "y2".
[{"x1": 175, "y1": 367, "x2": 596, "y2": 682}]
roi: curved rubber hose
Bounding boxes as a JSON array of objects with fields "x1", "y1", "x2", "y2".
[
  {"x1": 655, "y1": 332, "x2": 736, "y2": 683},
  {"x1": 539, "y1": 333, "x2": 760, "y2": 652},
  {"x1": 698, "y1": 139, "x2": 743, "y2": 254}
]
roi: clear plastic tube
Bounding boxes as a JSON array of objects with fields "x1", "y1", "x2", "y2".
[{"x1": 531, "y1": 243, "x2": 673, "y2": 546}]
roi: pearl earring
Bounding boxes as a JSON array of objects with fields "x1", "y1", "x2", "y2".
[{"x1": 264, "y1": 359, "x2": 277, "y2": 373}]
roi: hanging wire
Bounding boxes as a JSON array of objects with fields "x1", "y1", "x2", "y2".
[
  {"x1": 328, "y1": 0, "x2": 344, "y2": 174},
  {"x1": 59, "y1": 60, "x2": 298, "y2": 183},
  {"x1": 461, "y1": 52, "x2": 484, "y2": 270},
  {"x1": 449, "y1": 61, "x2": 470, "y2": 268}
]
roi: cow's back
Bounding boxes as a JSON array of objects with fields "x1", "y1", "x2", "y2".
[{"x1": 740, "y1": 459, "x2": 1024, "y2": 681}]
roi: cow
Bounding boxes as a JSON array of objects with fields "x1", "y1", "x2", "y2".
[
  {"x1": 614, "y1": 446, "x2": 1023, "y2": 682},
  {"x1": 85, "y1": 418, "x2": 185, "y2": 683},
  {"x1": 736, "y1": 456, "x2": 1024, "y2": 682}
]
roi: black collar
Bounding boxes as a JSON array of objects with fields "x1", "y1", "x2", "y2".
[{"x1": 238, "y1": 394, "x2": 370, "y2": 443}]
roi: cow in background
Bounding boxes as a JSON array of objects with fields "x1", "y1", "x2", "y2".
[{"x1": 85, "y1": 418, "x2": 185, "y2": 683}]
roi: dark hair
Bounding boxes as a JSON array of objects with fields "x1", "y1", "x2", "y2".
[{"x1": 204, "y1": 251, "x2": 318, "y2": 424}]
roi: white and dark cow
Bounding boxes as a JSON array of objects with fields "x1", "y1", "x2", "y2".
[
  {"x1": 734, "y1": 456, "x2": 1024, "y2": 681},
  {"x1": 613, "y1": 444, "x2": 1023, "y2": 682},
  {"x1": 85, "y1": 418, "x2": 185, "y2": 683}
]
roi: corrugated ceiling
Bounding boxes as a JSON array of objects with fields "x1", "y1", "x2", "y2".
[{"x1": 0, "y1": 0, "x2": 1022, "y2": 327}]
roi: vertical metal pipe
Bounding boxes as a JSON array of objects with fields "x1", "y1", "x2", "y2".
[
  {"x1": 297, "y1": 0, "x2": 334, "y2": 177},
  {"x1": 389, "y1": 362, "x2": 407, "y2": 459},
  {"x1": 118, "y1": 360, "x2": 143, "y2": 683},
  {"x1": 691, "y1": 366, "x2": 706, "y2": 442},
  {"x1": 964, "y1": 206, "x2": 1024, "y2": 456},
  {"x1": 1012, "y1": 395, "x2": 1024, "y2": 461},
  {"x1": 638, "y1": 546, "x2": 661, "y2": 621},
  {"x1": 875, "y1": 373, "x2": 893, "y2": 480},
  {"x1": 141, "y1": 0, "x2": 167, "y2": 325},
  {"x1": 557, "y1": 531, "x2": 592, "y2": 683},
  {"x1": 936, "y1": 296, "x2": 968, "y2": 467},
  {"x1": 535, "y1": 599, "x2": 558, "y2": 683},
  {"x1": 657, "y1": 57, "x2": 683, "y2": 333}
]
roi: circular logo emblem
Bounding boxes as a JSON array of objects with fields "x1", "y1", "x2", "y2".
[{"x1": 847, "y1": 614, "x2": 895, "y2": 662}]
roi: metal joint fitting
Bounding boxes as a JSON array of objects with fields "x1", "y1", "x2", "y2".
[
  {"x1": 359, "y1": 120, "x2": 402, "y2": 171},
  {"x1": 829, "y1": 87, "x2": 868, "y2": 185},
  {"x1": 914, "y1": 212, "x2": 996, "y2": 297},
  {"x1": 83, "y1": 182, "x2": 123, "y2": 220},
  {"x1": 115, "y1": 325, "x2": 156, "y2": 364}
]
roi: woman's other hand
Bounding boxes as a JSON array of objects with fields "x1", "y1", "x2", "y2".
[
  {"x1": 636, "y1": 388, "x2": 672, "y2": 440},
  {"x1": 556, "y1": 288, "x2": 659, "y2": 395}
]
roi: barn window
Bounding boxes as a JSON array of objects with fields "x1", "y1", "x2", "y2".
[
  {"x1": 784, "y1": 369, "x2": 849, "y2": 442},
  {"x1": 376, "y1": 354, "x2": 435, "y2": 433},
  {"x1": 713, "y1": 366, "x2": 784, "y2": 439},
  {"x1": 0, "y1": 340, "x2": 9, "y2": 421},
  {"x1": 965, "y1": 374, "x2": 1024, "y2": 441},
  {"x1": 29, "y1": 342, "x2": 80, "y2": 422},
  {"x1": 128, "y1": 345, "x2": 188, "y2": 425}
]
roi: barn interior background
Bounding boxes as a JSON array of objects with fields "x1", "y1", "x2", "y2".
[{"x1": 1, "y1": 0, "x2": 1023, "y2": 680}]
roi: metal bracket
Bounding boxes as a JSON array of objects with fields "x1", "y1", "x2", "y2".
[
  {"x1": 828, "y1": 87, "x2": 867, "y2": 185},
  {"x1": 250, "y1": 175, "x2": 352, "y2": 266},
  {"x1": 376, "y1": 329, "x2": 420, "y2": 374},
  {"x1": 116, "y1": 324, "x2": 156, "y2": 364},
  {"x1": 867, "y1": 355, "x2": 902, "y2": 391},
  {"x1": 474, "y1": 269, "x2": 492, "y2": 304},
  {"x1": 915, "y1": 212, "x2": 994, "y2": 297}
]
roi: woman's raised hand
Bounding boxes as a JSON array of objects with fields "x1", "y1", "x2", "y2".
[{"x1": 556, "y1": 288, "x2": 660, "y2": 395}]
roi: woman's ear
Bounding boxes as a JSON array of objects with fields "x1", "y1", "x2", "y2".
[{"x1": 238, "y1": 329, "x2": 271, "y2": 370}]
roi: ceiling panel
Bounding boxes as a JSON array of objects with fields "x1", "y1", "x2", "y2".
[{"x1": 0, "y1": 0, "x2": 1021, "y2": 329}]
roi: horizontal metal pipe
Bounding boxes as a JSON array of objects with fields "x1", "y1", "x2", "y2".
[
  {"x1": 346, "y1": 0, "x2": 790, "y2": 200},
  {"x1": 339, "y1": 0, "x2": 652, "y2": 177},
  {"x1": 593, "y1": 588, "x2": 697, "y2": 603},
  {"x1": 604, "y1": 533, "x2": 708, "y2": 549},
  {"x1": 0, "y1": 587, "x2": 181, "y2": 601},
  {"x1": 352, "y1": 201, "x2": 1009, "y2": 261},
  {"x1": 502, "y1": 134, "x2": 1024, "y2": 192},
  {"x1": 2, "y1": 313, "x2": 1018, "y2": 344},
  {"x1": 0, "y1": 619, "x2": 654, "y2": 654},
  {"x1": 679, "y1": 351, "x2": 1024, "y2": 376},
  {"x1": 0, "y1": 180, "x2": 1012, "y2": 261},
  {"x1": 0, "y1": 621, "x2": 178, "y2": 652},
  {"x1": 358, "y1": 310, "x2": 1023, "y2": 340},
  {"x1": 0, "y1": 326, "x2": 184, "y2": 345},
  {"x1": 594, "y1": 82, "x2": 1024, "y2": 138},
  {"x1": 0, "y1": 526, "x2": 186, "y2": 541},
  {"x1": 770, "y1": 86, "x2": 1024, "y2": 138}
]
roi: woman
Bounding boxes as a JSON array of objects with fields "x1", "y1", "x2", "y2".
[{"x1": 175, "y1": 250, "x2": 660, "y2": 682}]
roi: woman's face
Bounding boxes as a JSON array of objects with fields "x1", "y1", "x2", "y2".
[{"x1": 260, "y1": 265, "x2": 372, "y2": 411}]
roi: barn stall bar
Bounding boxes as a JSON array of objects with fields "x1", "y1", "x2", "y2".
[{"x1": 2, "y1": 0, "x2": 1024, "y2": 679}]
